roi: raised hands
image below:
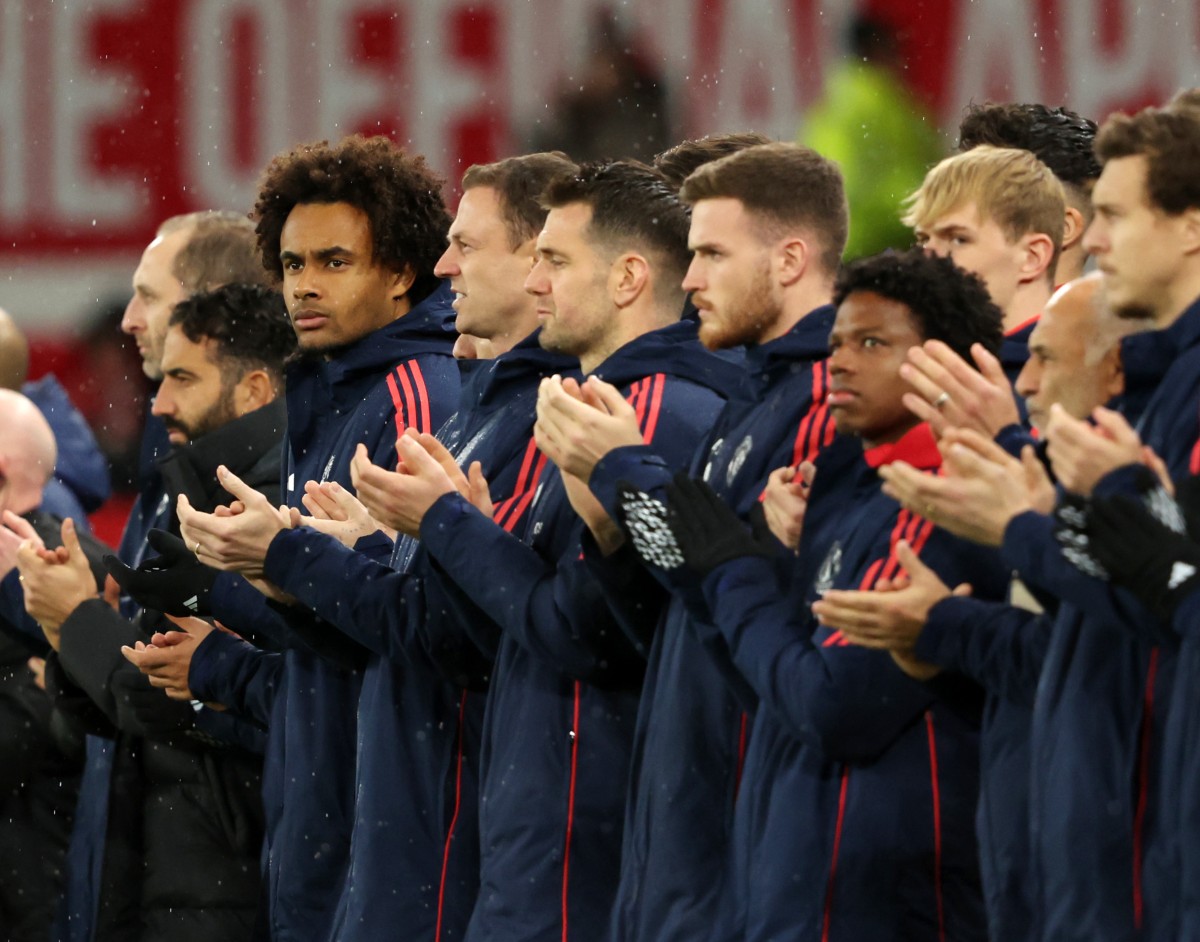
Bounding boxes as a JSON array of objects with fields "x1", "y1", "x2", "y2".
[
  {"x1": 120, "y1": 614, "x2": 215, "y2": 701},
  {"x1": 16, "y1": 518, "x2": 96, "y2": 648},
  {"x1": 880, "y1": 430, "x2": 1054, "y2": 546},
  {"x1": 900, "y1": 340, "x2": 1021, "y2": 439},
  {"x1": 760, "y1": 461, "x2": 815, "y2": 551},
  {"x1": 1044, "y1": 404, "x2": 1147, "y2": 497},
  {"x1": 0, "y1": 510, "x2": 41, "y2": 580},
  {"x1": 178, "y1": 466, "x2": 292, "y2": 578},
  {"x1": 812, "y1": 541, "x2": 968, "y2": 680},
  {"x1": 297, "y1": 480, "x2": 396, "y2": 547},
  {"x1": 351, "y1": 430, "x2": 492, "y2": 538},
  {"x1": 535, "y1": 375, "x2": 643, "y2": 481}
]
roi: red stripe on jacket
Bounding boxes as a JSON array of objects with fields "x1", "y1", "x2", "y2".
[{"x1": 434, "y1": 691, "x2": 469, "y2": 942}]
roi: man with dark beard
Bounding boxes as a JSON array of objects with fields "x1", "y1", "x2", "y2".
[{"x1": 17, "y1": 282, "x2": 294, "y2": 942}]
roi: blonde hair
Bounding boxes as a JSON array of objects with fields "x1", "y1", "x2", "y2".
[{"x1": 903, "y1": 146, "x2": 1065, "y2": 269}]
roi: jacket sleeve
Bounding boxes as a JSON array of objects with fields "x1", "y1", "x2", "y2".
[
  {"x1": 188, "y1": 630, "x2": 282, "y2": 729},
  {"x1": 702, "y1": 554, "x2": 935, "y2": 761},
  {"x1": 421, "y1": 378, "x2": 721, "y2": 684},
  {"x1": 209, "y1": 570, "x2": 366, "y2": 668},
  {"x1": 56, "y1": 599, "x2": 143, "y2": 720},
  {"x1": 262, "y1": 527, "x2": 421, "y2": 661},
  {"x1": 702, "y1": 525, "x2": 999, "y2": 762},
  {"x1": 578, "y1": 534, "x2": 669, "y2": 658},
  {"x1": 420, "y1": 494, "x2": 632, "y2": 681},
  {"x1": 1001, "y1": 509, "x2": 1175, "y2": 645},
  {"x1": 914, "y1": 596, "x2": 1050, "y2": 709}
]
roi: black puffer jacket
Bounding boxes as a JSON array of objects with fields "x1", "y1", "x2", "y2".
[
  {"x1": 0, "y1": 633, "x2": 81, "y2": 942},
  {"x1": 49, "y1": 398, "x2": 286, "y2": 942}
]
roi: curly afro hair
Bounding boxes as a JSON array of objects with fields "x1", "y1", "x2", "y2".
[
  {"x1": 833, "y1": 249, "x2": 1004, "y2": 362},
  {"x1": 253, "y1": 135, "x2": 452, "y2": 305}
]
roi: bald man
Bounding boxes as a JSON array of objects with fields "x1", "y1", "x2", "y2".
[
  {"x1": 1015, "y1": 272, "x2": 1138, "y2": 431},
  {"x1": 0, "y1": 387, "x2": 87, "y2": 942},
  {"x1": 0, "y1": 389, "x2": 106, "y2": 615}
]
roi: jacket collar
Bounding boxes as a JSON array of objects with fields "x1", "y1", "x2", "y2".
[
  {"x1": 157, "y1": 397, "x2": 287, "y2": 512},
  {"x1": 743, "y1": 304, "x2": 835, "y2": 389},
  {"x1": 1121, "y1": 293, "x2": 1200, "y2": 393},
  {"x1": 863, "y1": 422, "x2": 942, "y2": 470}
]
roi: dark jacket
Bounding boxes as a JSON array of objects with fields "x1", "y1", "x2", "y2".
[
  {"x1": 0, "y1": 633, "x2": 81, "y2": 942},
  {"x1": 995, "y1": 297, "x2": 1200, "y2": 942},
  {"x1": 583, "y1": 308, "x2": 837, "y2": 942},
  {"x1": 196, "y1": 286, "x2": 460, "y2": 942},
  {"x1": 915, "y1": 597, "x2": 1050, "y2": 941},
  {"x1": 703, "y1": 425, "x2": 1005, "y2": 942},
  {"x1": 49, "y1": 396, "x2": 286, "y2": 942},
  {"x1": 23, "y1": 374, "x2": 112, "y2": 520},
  {"x1": 419, "y1": 320, "x2": 739, "y2": 942},
  {"x1": 254, "y1": 333, "x2": 575, "y2": 942}
]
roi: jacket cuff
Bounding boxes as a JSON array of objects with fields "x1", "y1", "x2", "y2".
[
  {"x1": 914, "y1": 595, "x2": 988, "y2": 669},
  {"x1": 188, "y1": 629, "x2": 242, "y2": 704},
  {"x1": 589, "y1": 445, "x2": 670, "y2": 520}
]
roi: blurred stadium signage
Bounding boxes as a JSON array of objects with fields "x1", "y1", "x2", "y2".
[{"x1": 0, "y1": 0, "x2": 1194, "y2": 324}]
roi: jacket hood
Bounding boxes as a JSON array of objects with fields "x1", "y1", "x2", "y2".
[
  {"x1": 591, "y1": 320, "x2": 745, "y2": 398},
  {"x1": 743, "y1": 304, "x2": 835, "y2": 389},
  {"x1": 462, "y1": 330, "x2": 579, "y2": 413}
]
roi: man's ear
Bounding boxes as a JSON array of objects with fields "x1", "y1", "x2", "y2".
[
  {"x1": 611, "y1": 253, "x2": 651, "y2": 308},
  {"x1": 232, "y1": 370, "x2": 275, "y2": 417},
  {"x1": 1061, "y1": 207, "x2": 1086, "y2": 254},
  {"x1": 776, "y1": 238, "x2": 810, "y2": 287},
  {"x1": 389, "y1": 265, "x2": 417, "y2": 301},
  {"x1": 1018, "y1": 232, "x2": 1056, "y2": 285},
  {"x1": 1100, "y1": 344, "x2": 1126, "y2": 402},
  {"x1": 1178, "y1": 206, "x2": 1200, "y2": 257}
]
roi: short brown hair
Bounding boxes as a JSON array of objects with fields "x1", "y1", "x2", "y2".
[
  {"x1": 653, "y1": 132, "x2": 774, "y2": 190},
  {"x1": 171, "y1": 211, "x2": 271, "y2": 294},
  {"x1": 461, "y1": 152, "x2": 577, "y2": 248},
  {"x1": 679, "y1": 142, "x2": 848, "y2": 275},
  {"x1": 253, "y1": 135, "x2": 451, "y2": 304},
  {"x1": 903, "y1": 146, "x2": 1065, "y2": 266},
  {"x1": 1095, "y1": 106, "x2": 1200, "y2": 215},
  {"x1": 542, "y1": 160, "x2": 692, "y2": 307}
]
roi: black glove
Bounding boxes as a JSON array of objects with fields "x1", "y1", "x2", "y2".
[
  {"x1": 103, "y1": 529, "x2": 217, "y2": 616},
  {"x1": 665, "y1": 472, "x2": 776, "y2": 576},
  {"x1": 1085, "y1": 494, "x2": 1200, "y2": 622}
]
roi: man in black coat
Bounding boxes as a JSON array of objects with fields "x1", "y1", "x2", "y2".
[{"x1": 16, "y1": 283, "x2": 295, "y2": 942}]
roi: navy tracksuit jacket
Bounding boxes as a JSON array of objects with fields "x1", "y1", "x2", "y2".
[
  {"x1": 248, "y1": 333, "x2": 577, "y2": 942},
  {"x1": 418, "y1": 320, "x2": 740, "y2": 942},
  {"x1": 583, "y1": 307, "x2": 837, "y2": 942},
  {"x1": 189, "y1": 286, "x2": 460, "y2": 942},
  {"x1": 915, "y1": 596, "x2": 1051, "y2": 941},
  {"x1": 702, "y1": 424, "x2": 1006, "y2": 942},
  {"x1": 992, "y1": 296, "x2": 1200, "y2": 941}
]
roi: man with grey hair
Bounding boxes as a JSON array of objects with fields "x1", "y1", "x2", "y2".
[
  {"x1": 1015, "y1": 272, "x2": 1140, "y2": 431},
  {"x1": 122, "y1": 211, "x2": 269, "y2": 382}
]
